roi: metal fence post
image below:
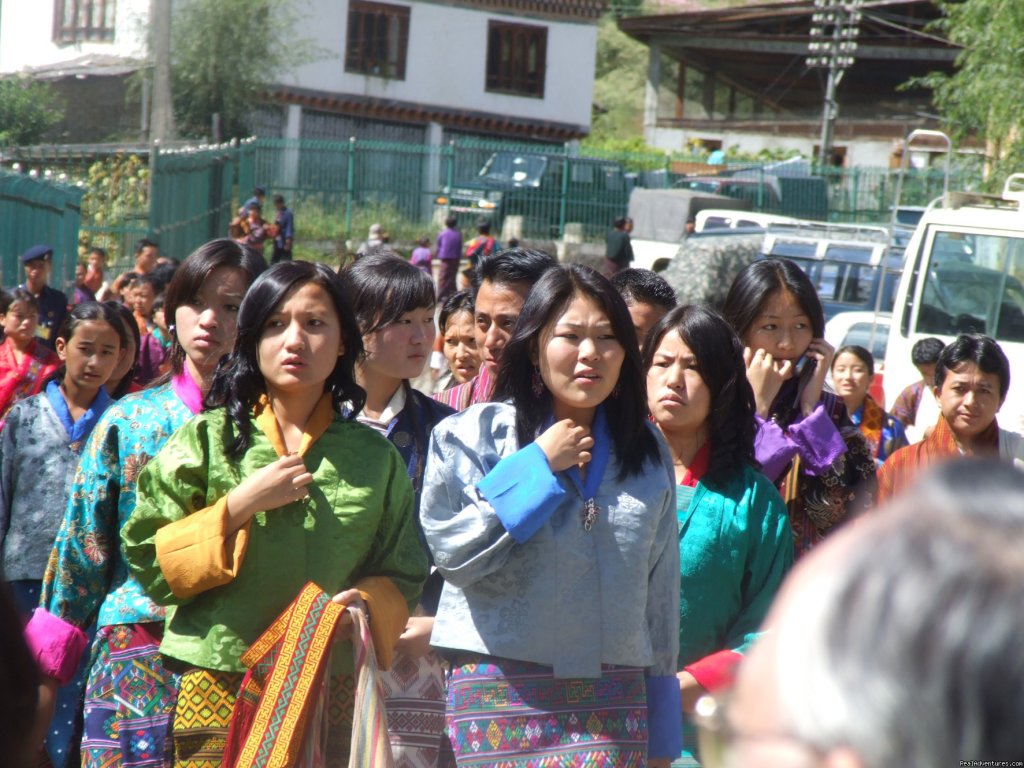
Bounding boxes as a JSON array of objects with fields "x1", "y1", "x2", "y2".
[
  {"x1": 558, "y1": 154, "x2": 569, "y2": 238},
  {"x1": 446, "y1": 140, "x2": 455, "y2": 193},
  {"x1": 148, "y1": 141, "x2": 160, "y2": 238},
  {"x1": 850, "y1": 166, "x2": 860, "y2": 222},
  {"x1": 345, "y1": 137, "x2": 356, "y2": 237}
]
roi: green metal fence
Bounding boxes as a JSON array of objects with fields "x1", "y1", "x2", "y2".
[
  {"x1": 0, "y1": 138, "x2": 991, "y2": 272},
  {"x1": 150, "y1": 142, "x2": 238, "y2": 260},
  {"x1": 237, "y1": 138, "x2": 987, "y2": 244},
  {"x1": 0, "y1": 172, "x2": 83, "y2": 291}
]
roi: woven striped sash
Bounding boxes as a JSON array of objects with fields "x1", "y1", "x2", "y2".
[{"x1": 222, "y1": 582, "x2": 394, "y2": 768}]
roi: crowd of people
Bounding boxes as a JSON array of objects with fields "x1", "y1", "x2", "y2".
[{"x1": 1, "y1": 222, "x2": 1022, "y2": 768}]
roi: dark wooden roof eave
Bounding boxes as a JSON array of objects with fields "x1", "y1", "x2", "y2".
[
  {"x1": 618, "y1": 0, "x2": 928, "y2": 41},
  {"x1": 445, "y1": 0, "x2": 605, "y2": 22},
  {"x1": 266, "y1": 86, "x2": 589, "y2": 142}
]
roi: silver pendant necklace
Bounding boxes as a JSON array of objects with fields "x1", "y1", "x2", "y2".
[{"x1": 582, "y1": 498, "x2": 599, "y2": 531}]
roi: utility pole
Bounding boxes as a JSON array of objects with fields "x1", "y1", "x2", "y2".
[
  {"x1": 150, "y1": 0, "x2": 176, "y2": 142},
  {"x1": 807, "y1": 0, "x2": 862, "y2": 168}
]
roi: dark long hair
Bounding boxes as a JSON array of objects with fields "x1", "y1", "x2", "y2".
[
  {"x1": 494, "y1": 263, "x2": 659, "y2": 479},
  {"x1": 163, "y1": 238, "x2": 267, "y2": 377},
  {"x1": 206, "y1": 261, "x2": 365, "y2": 458},
  {"x1": 721, "y1": 258, "x2": 825, "y2": 341},
  {"x1": 104, "y1": 302, "x2": 141, "y2": 398},
  {"x1": 49, "y1": 301, "x2": 128, "y2": 385},
  {"x1": 341, "y1": 252, "x2": 435, "y2": 337},
  {"x1": 643, "y1": 305, "x2": 757, "y2": 483}
]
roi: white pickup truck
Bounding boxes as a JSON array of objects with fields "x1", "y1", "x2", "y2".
[{"x1": 884, "y1": 176, "x2": 1024, "y2": 432}]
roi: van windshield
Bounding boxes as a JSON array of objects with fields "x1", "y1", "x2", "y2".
[
  {"x1": 480, "y1": 153, "x2": 547, "y2": 185},
  {"x1": 915, "y1": 230, "x2": 1024, "y2": 342}
]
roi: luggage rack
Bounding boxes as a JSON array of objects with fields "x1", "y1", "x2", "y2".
[{"x1": 765, "y1": 219, "x2": 891, "y2": 247}]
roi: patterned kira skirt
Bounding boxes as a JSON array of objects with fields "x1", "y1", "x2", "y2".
[
  {"x1": 446, "y1": 654, "x2": 648, "y2": 768},
  {"x1": 81, "y1": 622, "x2": 179, "y2": 768}
]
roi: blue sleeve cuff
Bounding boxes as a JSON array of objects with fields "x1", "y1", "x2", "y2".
[
  {"x1": 646, "y1": 674, "x2": 683, "y2": 759},
  {"x1": 477, "y1": 442, "x2": 566, "y2": 544}
]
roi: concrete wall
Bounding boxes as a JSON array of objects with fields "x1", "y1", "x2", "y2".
[
  {"x1": 288, "y1": 0, "x2": 597, "y2": 130},
  {"x1": 0, "y1": 0, "x2": 150, "y2": 74},
  {"x1": 647, "y1": 125, "x2": 896, "y2": 168}
]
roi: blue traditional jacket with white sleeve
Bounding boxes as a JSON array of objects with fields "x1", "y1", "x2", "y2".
[{"x1": 421, "y1": 402, "x2": 682, "y2": 759}]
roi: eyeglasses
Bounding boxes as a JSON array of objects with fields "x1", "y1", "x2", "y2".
[{"x1": 693, "y1": 693, "x2": 824, "y2": 768}]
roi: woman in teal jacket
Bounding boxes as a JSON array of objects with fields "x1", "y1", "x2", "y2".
[{"x1": 644, "y1": 305, "x2": 794, "y2": 766}]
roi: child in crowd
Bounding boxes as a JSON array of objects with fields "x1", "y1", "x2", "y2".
[
  {"x1": 151, "y1": 295, "x2": 172, "y2": 352},
  {"x1": 892, "y1": 336, "x2": 945, "y2": 442},
  {"x1": 84, "y1": 247, "x2": 108, "y2": 297},
  {"x1": 131, "y1": 274, "x2": 167, "y2": 385},
  {"x1": 0, "y1": 288, "x2": 61, "y2": 423},
  {"x1": 103, "y1": 302, "x2": 142, "y2": 399},
  {"x1": 411, "y1": 235, "x2": 433, "y2": 276},
  {"x1": 1, "y1": 301, "x2": 126, "y2": 768},
  {"x1": 74, "y1": 262, "x2": 96, "y2": 304},
  {"x1": 831, "y1": 345, "x2": 908, "y2": 467}
]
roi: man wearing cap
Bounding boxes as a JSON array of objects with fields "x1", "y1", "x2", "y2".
[
  {"x1": 242, "y1": 186, "x2": 267, "y2": 213},
  {"x1": 19, "y1": 245, "x2": 68, "y2": 350}
]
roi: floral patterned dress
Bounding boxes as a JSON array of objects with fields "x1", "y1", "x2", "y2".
[{"x1": 27, "y1": 374, "x2": 200, "y2": 768}]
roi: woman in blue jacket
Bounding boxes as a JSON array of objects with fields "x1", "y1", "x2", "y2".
[{"x1": 422, "y1": 263, "x2": 682, "y2": 768}]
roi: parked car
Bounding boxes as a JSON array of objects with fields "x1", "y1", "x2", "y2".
[
  {"x1": 825, "y1": 311, "x2": 891, "y2": 404},
  {"x1": 676, "y1": 170, "x2": 829, "y2": 219},
  {"x1": 760, "y1": 221, "x2": 903, "y2": 321},
  {"x1": 435, "y1": 151, "x2": 630, "y2": 239}
]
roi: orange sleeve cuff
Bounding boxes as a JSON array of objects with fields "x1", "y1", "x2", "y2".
[
  {"x1": 355, "y1": 576, "x2": 410, "y2": 671},
  {"x1": 155, "y1": 497, "x2": 251, "y2": 599}
]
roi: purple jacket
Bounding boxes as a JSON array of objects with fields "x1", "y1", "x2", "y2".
[{"x1": 436, "y1": 227, "x2": 462, "y2": 261}]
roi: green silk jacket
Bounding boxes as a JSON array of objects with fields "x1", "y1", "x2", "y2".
[{"x1": 123, "y1": 406, "x2": 428, "y2": 675}]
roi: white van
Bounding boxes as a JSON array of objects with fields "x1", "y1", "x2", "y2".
[
  {"x1": 695, "y1": 209, "x2": 799, "y2": 232},
  {"x1": 884, "y1": 177, "x2": 1024, "y2": 431}
]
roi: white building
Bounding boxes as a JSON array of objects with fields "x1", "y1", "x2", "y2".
[{"x1": 0, "y1": 0, "x2": 604, "y2": 144}]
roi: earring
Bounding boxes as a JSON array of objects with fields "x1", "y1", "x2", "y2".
[{"x1": 531, "y1": 366, "x2": 545, "y2": 397}]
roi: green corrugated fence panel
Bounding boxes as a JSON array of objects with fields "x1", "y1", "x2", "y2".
[
  {"x1": 0, "y1": 172, "x2": 82, "y2": 291},
  {"x1": 150, "y1": 143, "x2": 240, "y2": 260}
]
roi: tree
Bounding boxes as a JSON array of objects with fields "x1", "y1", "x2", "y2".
[
  {"x1": 915, "y1": 0, "x2": 1024, "y2": 184},
  {"x1": 588, "y1": 14, "x2": 649, "y2": 143},
  {"x1": 0, "y1": 77, "x2": 65, "y2": 146},
  {"x1": 170, "y1": 0, "x2": 323, "y2": 140}
]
